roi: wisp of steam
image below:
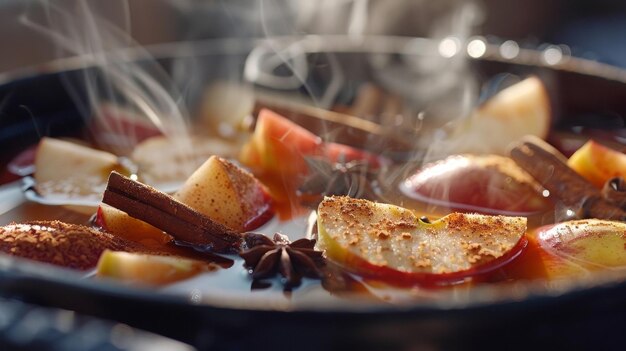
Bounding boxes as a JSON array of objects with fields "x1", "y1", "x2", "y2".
[
  {"x1": 21, "y1": 0, "x2": 192, "y2": 156},
  {"x1": 19, "y1": 0, "x2": 485, "y2": 216}
]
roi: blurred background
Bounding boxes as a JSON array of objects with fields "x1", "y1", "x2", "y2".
[{"x1": 2, "y1": 0, "x2": 626, "y2": 74}]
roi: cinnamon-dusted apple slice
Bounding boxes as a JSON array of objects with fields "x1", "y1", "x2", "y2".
[
  {"x1": 316, "y1": 196, "x2": 527, "y2": 285},
  {"x1": 103, "y1": 172, "x2": 241, "y2": 253},
  {"x1": 96, "y1": 250, "x2": 219, "y2": 286},
  {"x1": 174, "y1": 155, "x2": 273, "y2": 232}
]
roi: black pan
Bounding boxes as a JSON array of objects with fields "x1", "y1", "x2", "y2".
[{"x1": 1, "y1": 37, "x2": 626, "y2": 350}]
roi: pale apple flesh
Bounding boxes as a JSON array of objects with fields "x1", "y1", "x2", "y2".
[
  {"x1": 95, "y1": 205, "x2": 172, "y2": 248},
  {"x1": 96, "y1": 250, "x2": 218, "y2": 286},
  {"x1": 131, "y1": 135, "x2": 239, "y2": 187},
  {"x1": 33, "y1": 137, "x2": 127, "y2": 202},
  {"x1": 174, "y1": 155, "x2": 273, "y2": 232},
  {"x1": 198, "y1": 81, "x2": 255, "y2": 134},
  {"x1": 316, "y1": 196, "x2": 527, "y2": 285},
  {"x1": 532, "y1": 220, "x2": 626, "y2": 278},
  {"x1": 443, "y1": 76, "x2": 551, "y2": 156},
  {"x1": 34, "y1": 137, "x2": 123, "y2": 184}
]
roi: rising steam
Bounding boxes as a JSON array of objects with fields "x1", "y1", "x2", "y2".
[
  {"x1": 20, "y1": 0, "x2": 485, "y2": 215},
  {"x1": 21, "y1": 0, "x2": 191, "y2": 156}
]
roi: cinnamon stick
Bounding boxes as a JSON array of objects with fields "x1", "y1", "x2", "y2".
[
  {"x1": 510, "y1": 136, "x2": 626, "y2": 221},
  {"x1": 103, "y1": 172, "x2": 241, "y2": 253}
]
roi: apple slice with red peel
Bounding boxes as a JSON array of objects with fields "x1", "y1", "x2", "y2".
[
  {"x1": 174, "y1": 155, "x2": 273, "y2": 232},
  {"x1": 96, "y1": 250, "x2": 218, "y2": 286},
  {"x1": 317, "y1": 196, "x2": 527, "y2": 285},
  {"x1": 530, "y1": 219, "x2": 626, "y2": 278},
  {"x1": 240, "y1": 108, "x2": 322, "y2": 177},
  {"x1": 401, "y1": 154, "x2": 552, "y2": 216},
  {"x1": 95, "y1": 204, "x2": 172, "y2": 248},
  {"x1": 240, "y1": 109, "x2": 386, "y2": 178},
  {"x1": 444, "y1": 76, "x2": 551, "y2": 155},
  {"x1": 567, "y1": 140, "x2": 626, "y2": 188}
]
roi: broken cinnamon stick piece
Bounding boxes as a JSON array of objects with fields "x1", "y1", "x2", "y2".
[
  {"x1": 103, "y1": 172, "x2": 242, "y2": 253},
  {"x1": 510, "y1": 136, "x2": 626, "y2": 221}
]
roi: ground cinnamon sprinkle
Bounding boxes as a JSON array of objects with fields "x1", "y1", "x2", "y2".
[
  {"x1": 319, "y1": 196, "x2": 526, "y2": 274},
  {"x1": 0, "y1": 221, "x2": 142, "y2": 270}
]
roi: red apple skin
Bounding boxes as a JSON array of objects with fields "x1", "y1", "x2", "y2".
[
  {"x1": 242, "y1": 188, "x2": 275, "y2": 231},
  {"x1": 501, "y1": 220, "x2": 626, "y2": 280},
  {"x1": 402, "y1": 155, "x2": 552, "y2": 216},
  {"x1": 173, "y1": 156, "x2": 274, "y2": 232},
  {"x1": 333, "y1": 236, "x2": 528, "y2": 287},
  {"x1": 240, "y1": 109, "x2": 387, "y2": 178},
  {"x1": 317, "y1": 197, "x2": 529, "y2": 287}
]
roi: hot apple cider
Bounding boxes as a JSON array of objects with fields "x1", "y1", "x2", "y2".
[{"x1": 2, "y1": 75, "x2": 626, "y2": 306}]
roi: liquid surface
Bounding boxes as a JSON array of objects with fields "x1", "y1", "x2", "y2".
[{"x1": 2, "y1": 166, "x2": 626, "y2": 311}]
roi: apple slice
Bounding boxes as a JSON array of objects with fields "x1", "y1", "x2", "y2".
[
  {"x1": 317, "y1": 196, "x2": 527, "y2": 285},
  {"x1": 531, "y1": 219, "x2": 626, "y2": 278},
  {"x1": 198, "y1": 81, "x2": 255, "y2": 135},
  {"x1": 95, "y1": 204, "x2": 172, "y2": 248},
  {"x1": 239, "y1": 109, "x2": 385, "y2": 178},
  {"x1": 174, "y1": 155, "x2": 273, "y2": 232},
  {"x1": 34, "y1": 137, "x2": 122, "y2": 184},
  {"x1": 567, "y1": 140, "x2": 626, "y2": 188},
  {"x1": 33, "y1": 137, "x2": 127, "y2": 202},
  {"x1": 240, "y1": 108, "x2": 322, "y2": 176},
  {"x1": 131, "y1": 135, "x2": 238, "y2": 187},
  {"x1": 444, "y1": 76, "x2": 551, "y2": 155},
  {"x1": 96, "y1": 250, "x2": 218, "y2": 286},
  {"x1": 401, "y1": 154, "x2": 552, "y2": 215}
]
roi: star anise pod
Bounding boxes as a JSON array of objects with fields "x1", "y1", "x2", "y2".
[
  {"x1": 300, "y1": 156, "x2": 380, "y2": 202},
  {"x1": 239, "y1": 232, "x2": 325, "y2": 290}
]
